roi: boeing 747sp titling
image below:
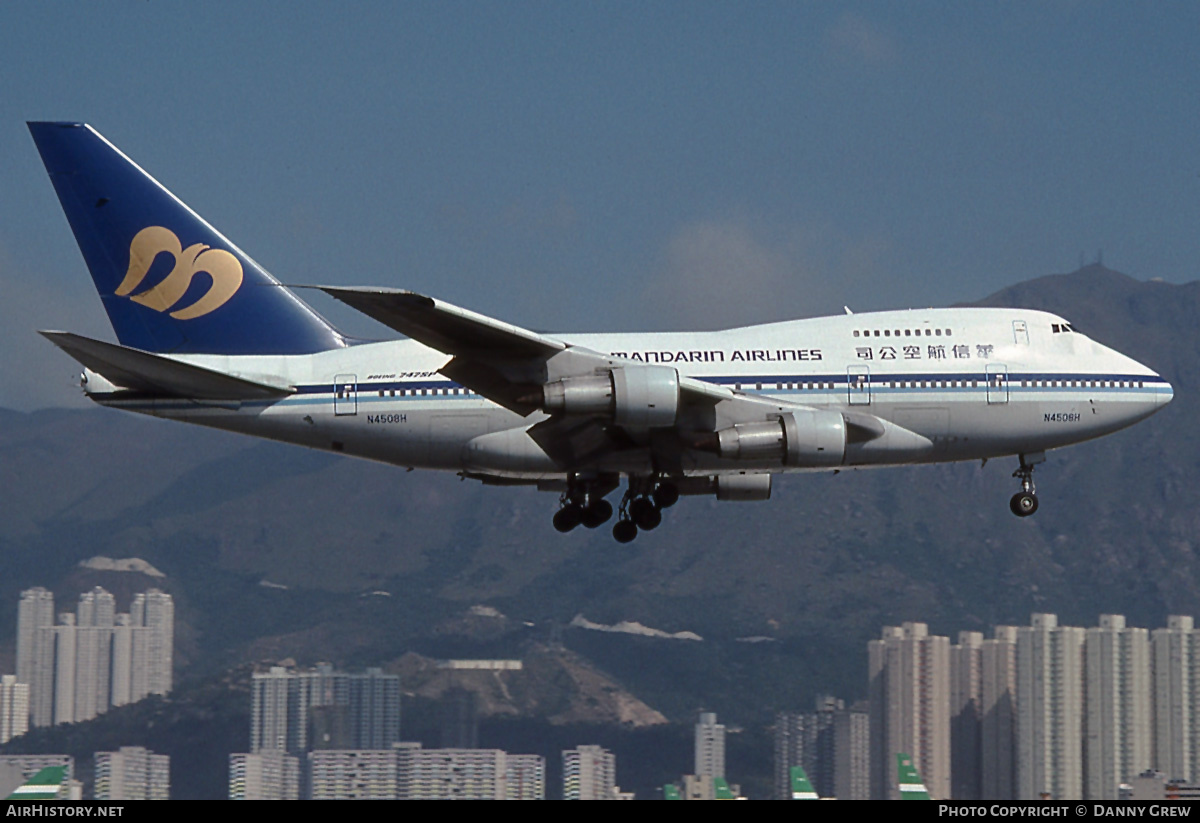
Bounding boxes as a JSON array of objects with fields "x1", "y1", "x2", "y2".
[{"x1": 29, "y1": 123, "x2": 1174, "y2": 542}]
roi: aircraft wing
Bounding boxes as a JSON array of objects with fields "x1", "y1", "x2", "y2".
[
  {"x1": 41, "y1": 332, "x2": 295, "y2": 401},
  {"x1": 321, "y1": 286, "x2": 744, "y2": 415},
  {"x1": 317, "y1": 287, "x2": 566, "y2": 361},
  {"x1": 321, "y1": 288, "x2": 905, "y2": 460}
]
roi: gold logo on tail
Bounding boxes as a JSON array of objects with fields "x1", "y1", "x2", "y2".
[{"x1": 116, "y1": 226, "x2": 243, "y2": 319}]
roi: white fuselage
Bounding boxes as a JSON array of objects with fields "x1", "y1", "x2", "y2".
[{"x1": 87, "y1": 307, "x2": 1171, "y2": 481}]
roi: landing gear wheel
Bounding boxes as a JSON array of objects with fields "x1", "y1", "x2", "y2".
[
  {"x1": 653, "y1": 483, "x2": 680, "y2": 509},
  {"x1": 581, "y1": 499, "x2": 614, "y2": 529},
  {"x1": 629, "y1": 497, "x2": 662, "y2": 531},
  {"x1": 1009, "y1": 452, "x2": 1044, "y2": 518},
  {"x1": 553, "y1": 503, "x2": 583, "y2": 532},
  {"x1": 1010, "y1": 492, "x2": 1038, "y2": 517},
  {"x1": 613, "y1": 519, "x2": 638, "y2": 543}
]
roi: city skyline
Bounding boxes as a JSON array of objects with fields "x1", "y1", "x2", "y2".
[
  {"x1": 863, "y1": 613, "x2": 1200, "y2": 801},
  {"x1": 8, "y1": 609, "x2": 1200, "y2": 798}
]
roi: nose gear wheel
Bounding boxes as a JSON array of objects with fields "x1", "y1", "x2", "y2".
[{"x1": 1009, "y1": 452, "x2": 1043, "y2": 518}]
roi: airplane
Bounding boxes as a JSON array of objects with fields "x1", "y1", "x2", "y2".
[
  {"x1": 896, "y1": 753, "x2": 931, "y2": 800},
  {"x1": 28, "y1": 122, "x2": 1174, "y2": 543},
  {"x1": 5, "y1": 766, "x2": 67, "y2": 800}
]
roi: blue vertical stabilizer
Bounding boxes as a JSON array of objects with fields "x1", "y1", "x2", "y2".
[{"x1": 28, "y1": 122, "x2": 345, "y2": 355}]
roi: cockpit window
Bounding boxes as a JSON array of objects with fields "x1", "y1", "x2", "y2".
[{"x1": 1052, "y1": 323, "x2": 1078, "y2": 334}]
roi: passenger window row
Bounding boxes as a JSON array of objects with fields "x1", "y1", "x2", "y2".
[{"x1": 853, "y1": 328, "x2": 952, "y2": 338}]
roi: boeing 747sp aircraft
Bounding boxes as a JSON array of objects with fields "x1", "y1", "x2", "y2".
[{"x1": 29, "y1": 122, "x2": 1173, "y2": 542}]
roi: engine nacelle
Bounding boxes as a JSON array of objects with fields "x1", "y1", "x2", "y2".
[
  {"x1": 542, "y1": 366, "x2": 680, "y2": 428},
  {"x1": 716, "y1": 473, "x2": 772, "y2": 501},
  {"x1": 542, "y1": 374, "x2": 613, "y2": 416},
  {"x1": 715, "y1": 409, "x2": 846, "y2": 467}
]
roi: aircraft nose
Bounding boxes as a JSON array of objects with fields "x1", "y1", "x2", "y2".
[{"x1": 1156, "y1": 375, "x2": 1174, "y2": 407}]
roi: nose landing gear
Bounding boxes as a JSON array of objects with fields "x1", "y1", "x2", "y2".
[{"x1": 1009, "y1": 451, "x2": 1045, "y2": 517}]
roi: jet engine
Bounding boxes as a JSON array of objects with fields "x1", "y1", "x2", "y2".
[
  {"x1": 712, "y1": 409, "x2": 846, "y2": 467},
  {"x1": 540, "y1": 366, "x2": 680, "y2": 428}
]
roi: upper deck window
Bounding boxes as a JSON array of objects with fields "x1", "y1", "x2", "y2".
[{"x1": 856, "y1": 327, "x2": 953, "y2": 338}]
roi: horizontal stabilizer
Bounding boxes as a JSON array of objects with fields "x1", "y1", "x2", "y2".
[
  {"x1": 40, "y1": 331, "x2": 294, "y2": 400},
  {"x1": 318, "y1": 286, "x2": 566, "y2": 361}
]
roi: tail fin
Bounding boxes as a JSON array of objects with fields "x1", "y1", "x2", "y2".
[
  {"x1": 896, "y1": 753, "x2": 931, "y2": 800},
  {"x1": 6, "y1": 766, "x2": 67, "y2": 800},
  {"x1": 789, "y1": 765, "x2": 818, "y2": 799},
  {"x1": 28, "y1": 122, "x2": 345, "y2": 355}
]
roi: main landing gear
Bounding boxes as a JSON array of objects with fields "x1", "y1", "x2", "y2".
[
  {"x1": 552, "y1": 475, "x2": 679, "y2": 540},
  {"x1": 553, "y1": 494, "x2": 613, "y2": 532},
  {"x1": 612, "y1": 478, "x2": 679, "y2": 543},
  {"x1": 1009, "y1": 451, "x2": 1045, "y2": 518},
  {"x1": 553, "y1": 476, "x2": 617, "y2": 533}
]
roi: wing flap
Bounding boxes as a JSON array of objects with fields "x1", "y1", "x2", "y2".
[
  {"x1": 40, "y1": 331, "x2": 294, "y2": 400},
  {"x1": 439, "y1": 358, "x2": 541, "y2": 415}
]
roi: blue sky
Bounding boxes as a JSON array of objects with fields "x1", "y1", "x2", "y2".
[{"x1": 2, "y1": 2, "x2": 1197, "y2": 410}]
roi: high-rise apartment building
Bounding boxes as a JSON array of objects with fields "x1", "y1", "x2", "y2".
[
  {"x1": 563, "y1": 745, "x2": 617, "y2": 800},
  {"x1": 775, "y1": 696, "x2": 869, "y2": 800},
  {"x1": 407, "y1": 748, "x2": 507, "y2": 799},
  {"x1": 1015, "y1": 614, "x2": 1085, "y2": 800},
  {"x1": 51, "y1": 614, "x2": 76, "y2": 725},
  {"x1": 406, "y1": 746, "x2": 543, "y2": 800},
  {"x1": 506, "y1": 754, "x2": 546, "y2": 801},
  {"x1": 93, "y1": 746, "x2": 169, "y2": 800},
  {"x1": 14, "y1": 587, "x2": 173, "y2": 729},
  {"x1": 251, "y1": 665, "x2": 401, "y2": 755},
  {"x1": 0, "y1": 676, "x2": 29, "y2": 744},
  {"x1": 308, "y1": 749, "x2": 402, "y2": 800},
  {"x1": 131, "y1": 590, "x2": 173, "y2": 697},
  {"x1": 868, "y1": 622, "x2": 950, "y2": 800},
  {"x1": 16, "y1": 587, "x2": 55, "y2": 728},
  {"x1": 291, "y1": 744, "x2": 545, "y2": 800},
  {"x1": 228, "y1": 751, "x2": 301, "y2": 800},
  {"x1": 833, "y1": 701, "x2": 871, "y2": 800},
  {"x1": 1152, "y1": 615, "x2": 1197, "y2": 782},
  {"x1": 74, "y1": 587, "x2": 115, "y2": 722},
  {"x1": 980, "y1": 625, "x2": 1019, "y2": 799},
  {"x1": 1085, "y1": 614, "x2": 1151, "y2": 799},
  {"x1": 951, "y1": 631, "x2": 984, "y2": 799},
  {"x1": 694, "y1": 712, "x2": 725, "y2": 778}
]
